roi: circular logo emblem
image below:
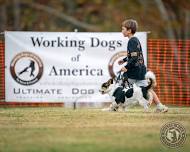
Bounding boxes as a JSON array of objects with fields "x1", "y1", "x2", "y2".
[
  {"x1": 108, "y1": 51, "x2": 128, "y2": 78},
  {"x1": 10, "y1": 52, "x2": 43, "y2": 85},
  {"x1": 160, "y1": 122, "x2": 186, "y2": 148}
]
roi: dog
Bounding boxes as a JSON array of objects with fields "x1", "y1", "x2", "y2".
[{"x1": 99, "y1": 71, "x2": 156, "y2": 112}]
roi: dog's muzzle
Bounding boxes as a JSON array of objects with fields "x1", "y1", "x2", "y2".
[{"x1": 99, "y1": 89, "x2": 106, "y2": 94}]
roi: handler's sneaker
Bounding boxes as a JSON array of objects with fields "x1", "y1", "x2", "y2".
[
  {"x1": 101, "y1": 102, "x2": 119, "y2": 112},
  {"x1": 156, "y1": 103, "x2": 168, "y2": 113}
]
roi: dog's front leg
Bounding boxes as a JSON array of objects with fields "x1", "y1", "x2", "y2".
[
  {"x1": 121, "y1": 99, "x2": 134, "y2": 112},
  {"x1": 121, "y1": 102, "x2": 128, "y2": 112},
  {"x1": 102, "y1": 101, "x2": 119, "y2": 112}
]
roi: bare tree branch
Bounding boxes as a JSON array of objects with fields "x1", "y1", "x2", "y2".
[
  {"x1": 154, "y1": 0, "x2": 175, "y2": 39},
  {"x1": 14, "y1": 0, "x2": 20, "y2": 30},
  {"x1": 0, "y1": 2, "x2": 7, "y2": 32}
]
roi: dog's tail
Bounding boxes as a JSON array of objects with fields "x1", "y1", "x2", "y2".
[{"x1": 145, "y1": 71, "x2": 156, "y2": 90}]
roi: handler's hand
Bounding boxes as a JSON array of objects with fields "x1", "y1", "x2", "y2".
[
  {"x1": 118, "y1": 60, "x2": 124, "y2": 65},
  {"x1": 121, "y1": 67, "x2": 127, "y2": 72}
]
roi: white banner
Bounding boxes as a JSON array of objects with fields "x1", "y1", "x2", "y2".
[{"x1": 5, "y1": 31, "x2": 147, "y2": 102}]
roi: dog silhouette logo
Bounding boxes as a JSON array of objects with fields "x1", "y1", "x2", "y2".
[
  {"x1": 18, "y1": 60, "x2": 35, "y2": 77},
  {"x1": 10, "y1": 52, "x2": 43, "y2": 85}
]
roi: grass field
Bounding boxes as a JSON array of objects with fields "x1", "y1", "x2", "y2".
[{"x1": 0, "y1": 106, "x2": 189, "y2": 152}]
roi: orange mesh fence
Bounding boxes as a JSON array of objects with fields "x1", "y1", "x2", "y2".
[
  {"x1": 0, "y1": 36, "x2": 5, "y2": 101},
  {"x1": 148, "y1": 39, "x2": 190, "y2": 106},
  {"x1": 0, "y1": 38, "x2": 189, "y2": 106}
]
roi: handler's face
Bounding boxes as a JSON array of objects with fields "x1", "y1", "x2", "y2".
[{"x1": 122, "y1": 27, "x2": 129, "y2": 37}]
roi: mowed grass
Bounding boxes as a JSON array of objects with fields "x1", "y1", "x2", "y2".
[{"x1": 0, "y1": 106, "x2": 190, "y2": 152}]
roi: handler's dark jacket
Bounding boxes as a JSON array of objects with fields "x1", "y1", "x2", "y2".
[{"x1": 123, "y1": 37, "x2": 146, "y2": 80}]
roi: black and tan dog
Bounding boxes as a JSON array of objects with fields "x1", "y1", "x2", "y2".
[{"x1": 99, "y1": 71, "x2": 156, "y2": 112}]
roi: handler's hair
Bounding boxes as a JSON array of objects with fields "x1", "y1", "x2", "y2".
[{"x1": 122, "y1": 19, "x2": 138, "y2": 34}]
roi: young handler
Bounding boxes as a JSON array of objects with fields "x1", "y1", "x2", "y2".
[{"x1": 118, "y1": 19, "x2": 168, "y2": 112}]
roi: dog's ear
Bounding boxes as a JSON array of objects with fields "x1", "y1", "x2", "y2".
[
  {"x1": 108, "y1": 78, "x2": 113, "y2": 85},
  {"x1": 101, "y1": 82, "x2": 107, "y2": 88}
]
